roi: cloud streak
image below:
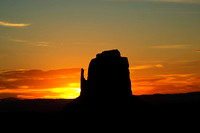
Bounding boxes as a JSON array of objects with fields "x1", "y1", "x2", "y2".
[
  {"x1": 0, "y1": 35, "x2": 49, "y2": 47},
  {"x1": 104, "y1": 0, "x2": 200, "y2": 3},
  {"x1": 130, "y1": 64, "x2": 163, "y2": 70},
  {"x1": 150, "y1": 0, "x2": 200, "y2": 3},
  {"x1": 0, "y1": 21, "x2": 31, "y2": 27},
  {"x1": 10, "y1": 39, "x2": 28, "y2": 43},
  {"x1": 151, "y1": 45, "x2": 188, "y2": 49}
]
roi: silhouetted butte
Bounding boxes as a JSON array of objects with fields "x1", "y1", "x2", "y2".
[{"x1": 62, "y1": 49, "x2": 144, "y2": 116}]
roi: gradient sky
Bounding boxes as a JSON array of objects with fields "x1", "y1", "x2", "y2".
[{"x1": 0, "y1": 0, "x2": 200, "y2": 99}]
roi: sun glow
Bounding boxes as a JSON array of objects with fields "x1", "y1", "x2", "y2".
[
  {"x1": 14, "y1": 87, "x2": 81, "y2": 99},
  {"x1": 51, "y1": 87, "x2": 81, "y2": 99}
]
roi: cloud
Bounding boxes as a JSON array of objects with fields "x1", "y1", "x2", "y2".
[
  {"x1": 151, "y1": 45, "x2": 188, "y2": 49},
  {"x1": 0, "y1": 21, "x2": 31, "y2": 27},
  {"x1": 130, "y1": 64, "x2": 163, "y2": 70},
  {"x1": 157, "y1": 73, "x2": 195, "y2": 78},
  {"x1": 195, "y1": 50, "x2": 200, "y2": 53},
  {"x1": 10, "y1": 39, "x2": 28, "y2": 43},
  {"x1": 151, "y1": 0, "x2": 200, "y2": 3},
  {"x1": 132, "y1": 74, "x2": 200, "y2": 95},
  {"x1": 133, "y1": 84, "x2": 200, "y2": 95},
  {"x1": 103, "y1": 0, "x2": 200, "y2": 3},
  {"x1": 133, "y1": 77, "x2": 166, "y2": 83},
  {"x1": 0, "y1": 35, "x2": 49, "y2": 47},
  {"x1": 0, "y1": 68, "x2": 81, "y2": 99},
  {"x1": 133, "y1": 72, "x2": 200, "y2": 94},
  {"x1": 35, "y1": 42, "x2": 49, "y2": 47}
]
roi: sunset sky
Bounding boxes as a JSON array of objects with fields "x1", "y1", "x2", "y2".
[{"x1": 0, "y1": 0, "x2": 200, "y2": 99}]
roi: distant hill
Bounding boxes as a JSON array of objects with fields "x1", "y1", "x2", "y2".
[
  {"x1": 139, "y1": 92, "x2": 200, "y2": 105},
  {"x1": 0, "y1": 92, "x2": 200, "y2": 113}
]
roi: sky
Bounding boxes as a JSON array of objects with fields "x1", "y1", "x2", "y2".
[{"x1": 0, "y1": 0, "x2": 200, "y2": 99}]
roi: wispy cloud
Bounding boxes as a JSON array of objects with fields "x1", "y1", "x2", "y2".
[
  {"x1": 104, "y1": 0, "x2": 200, "y2": 3},
  {"x1": 10, "y1": 39, "x2": 28, "y2": 43},
  {"x1": 0, "y1": 36, "x2": 27, "y2": 43},
  {"x1": 151, "y1": 45, "x2": 188, "y2": 49},
  {"x1": 35, "y1": 42, "x2": 49, "y2": 47},
  {"x1": 0, "y1": 35, "x2": 49, "y2": 47},
  {"x1": 133, "y1": 77, "x2": 166, "y2": 83},
  {"x1": 0, "y1": 21, "x2": 31, "y2": 27},
  {"x1": 151, "y1": 0, "x2": 200, "y2": 3},
  {"x1": 157, "y1": 73, "x2": 195, "y2": 78},
  {"x1": 130, "y1": 64, "x2": 163, "y2": 70}
]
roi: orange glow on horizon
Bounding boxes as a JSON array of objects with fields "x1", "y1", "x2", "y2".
[
  {"x1": 0, "y1": 68, "x2": 200, "y2": 99},
  {"x1": 15, "y1": 87, "x2": 81, "y2": 99}
]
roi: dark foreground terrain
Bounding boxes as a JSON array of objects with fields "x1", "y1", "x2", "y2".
[
  {"x1": 0, "y1": 92, "x2": 199, "y2": 130},
  {"x1": 1, "y1": 92, "x2": 200, "y2": 115}
]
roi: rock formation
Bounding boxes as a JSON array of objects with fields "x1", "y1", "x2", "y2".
[
  {"x1": 80, "y1": 49, "x2": 132, "y2": 99},
  {"x1": 62, "y1": 49, "x2": 144, "y2": 116}
]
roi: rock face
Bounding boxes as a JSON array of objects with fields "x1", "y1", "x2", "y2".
[{"x1": 80, "y1": 49, "x2": 132, "y2": 99}]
